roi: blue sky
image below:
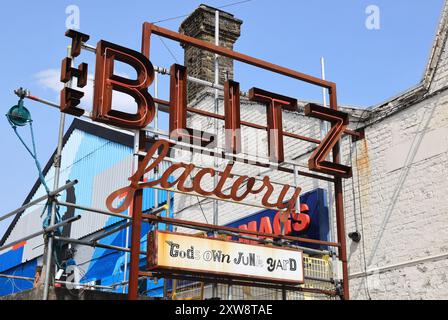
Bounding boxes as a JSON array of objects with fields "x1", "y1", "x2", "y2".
[{"x1": 0, "y1": 0, "x2": 444, "y2": 238}]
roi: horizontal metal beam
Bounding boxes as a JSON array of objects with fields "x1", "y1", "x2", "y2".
[
  {"x1": 143, "y1": 128, "x2": 335, "y2": 183},
  {"x1": 143, "y1": 184, "x2": 279, "y2": 212},
  {"x1": 56, "y1": 201, "x2": 131, "y2": 221},
  {"x1": 55, "y1": 236, "x2": 146, "y2": 255},
  {"x1": 350, "y1": 252, "x2": 448, "y2": 280},
  {"x1": 57, "y1": 201, "x2": 167, "y2": 222},
  {"x1": 55, "y1": 280, "x2": 114, "y2": 290},
  {"x1": 0, "y1": 215, "x2": 81, "y2": 252},
  {"x1": 0, "y1": 180, "x2": 78, "y2": 223},
  {"x1": 145, "y1": 23, "x2": 335, "y2": 90},
  {"x1": 0, "y1": 274, "x2": 34, "y2": 282},
  {"x1": 216, "y1": 229, "x2": 332, "y2": 257},
  {"x1": 139, "y1": 271, "x2": 338, "y2": 297},
  {"x1": 90, "y1": 222, "x2": 132, "y2": 243},
  {"x1": 142, "y1": 215, "x2": 340, "y2": 248}
]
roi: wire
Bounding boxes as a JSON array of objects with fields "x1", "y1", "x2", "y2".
[
  {"x1": 219, "y1": 0, "x2": 253, "y2": 9},
  {"x1": 6, "y1": 113, "x2": 63, "y2": 231},
  {"x1": 350, "y1": 108, "x2": 372, "y2": 300},
  {"x1": 154, "y1": 0, "x2": 255, "y2": 66},
  {"x1": 157, "y1": 36, "x2": 179, "y2": 63},
  {"x1": 10, "y1": 121, "x2": 50, "y2": 194},
  {"x1": 348, "y1": 139, "x2": 359, "y2": 232}
]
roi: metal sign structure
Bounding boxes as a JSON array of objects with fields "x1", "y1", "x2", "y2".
[
  {"x1": 0, "y1": 15, "x2": 364, "y2": 300},
  {"x1": 57, "y1": 23, "x2": 356, "y2": 300}
]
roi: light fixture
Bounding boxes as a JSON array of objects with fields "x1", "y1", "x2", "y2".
[{"x1": 6, "y1": 88, "x2": 32, "y2": 127}]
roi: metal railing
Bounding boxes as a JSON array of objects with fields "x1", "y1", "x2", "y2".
[{"x1": 169, "y1": 254, "x2": 339, "y2": 301}]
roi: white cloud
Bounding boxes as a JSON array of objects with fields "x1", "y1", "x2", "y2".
[
  {"x1": 34, "y1": 69, "x2": 137, "y2": 113},
  {"x1": 35, "y1": 69, "x2": 64, "y2": 92}
]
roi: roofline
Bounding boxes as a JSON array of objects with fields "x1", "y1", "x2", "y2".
[
  {"x1": 0, "y1": 118, "x2": 134, "y2": 246},
  {"x1": 423, "y1": 0, "x2": 448, "y2": 89},
  {"x1": 367, "y1": 0, "x2": 448, "y2": 114}
]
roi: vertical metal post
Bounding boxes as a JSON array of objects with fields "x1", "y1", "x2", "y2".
[
  {"x1": 320, "y1": 57, "x2": 335, "y2": 246},
  {"x1": 329, "y1": 87, "x2": 350, "y2": 300},
  {"x1": 287, "y1": 165, "x2": 301, "y2": 302},
  {"x1": 212, "y1": 10, "x2": 220, "y2": 299},
  {"x1": 122, "y1": 131, "x2": 140, "y2": 294},
  {"x1": 293, "y1": 165, "x2": 300, "y2": 214},
  {"x1": 42, "y1": 114, "x2": 65, "y2": 300},
  {"x1": 122, "y1": 226, "x2": 129, "y2": 294},
  {"x1": 213, "y1": 10, "x2": 220, "y2": 232},
  {"x1": 42, "y1": 48, "x2": 69, "y2": 300},
  {"x1": 153, "y1": 72, "x2": 167, "y2": 299},
  {"x1": 163, "y1": 190, "x2": 170, "y2": 300},
  {"x1": 320, "y1": 57, "x2": 328, "y2": 110},
  {"x1": 128, "y1": 131, "x2": 145, "y2": 300},
  {"x1": 154, "y1": 72, "x2": 159, "y2": 213},
  {"x1": 227, "y1": 283, "x2": 232, "y2": 300}
]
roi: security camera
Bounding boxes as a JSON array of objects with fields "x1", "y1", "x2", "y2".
[{"x1": 349, "y1": 231, "x2": 362, "y2": 243}]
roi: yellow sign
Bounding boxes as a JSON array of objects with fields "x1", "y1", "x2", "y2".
[{"x1": 147, "y1": 231, "x2": 304, "y2": 285}]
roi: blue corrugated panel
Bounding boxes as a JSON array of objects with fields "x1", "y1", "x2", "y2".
[
  {"x1": 0, "y1": 259, "x2": 37, "y2": 297},
  {"x1": 142, "y1": 169, "x2": 173, "y2": 212},
  {"x1": 0, "y1": 246, "x2": 23, "y2": 273},
  {"x1": 60, "y1": 130, "x2": 133, "y2": 237},
  {"x1": 142, "y1": 187, "x2": 171, "y2": 212}
]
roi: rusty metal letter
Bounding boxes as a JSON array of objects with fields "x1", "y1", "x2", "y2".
[
  {"x1": 65, "y1": 29, "x2": 90, "y2": 58},
  {"x1": 60, "y1": 30, "x2": 90, "y2": 117},
  {"x1": 93, "y1": 40, "x2": 156, "y2": 129},
  {"x1": 304, "y1": 103, "x2": 352, "y2": 178},
  {"x1": 169, "y1": 64, "x2": 188, "y2": 139},
  {"x1": 249, "y1": 88, "x2": 297, "y2": 164},
  {"x1": 224, "y1": 80, "x2": 242, "y2": 154}
]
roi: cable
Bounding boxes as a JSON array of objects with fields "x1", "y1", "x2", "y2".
[
  {"x1": 157, "y1": 36, "x2": 179, "y2": 63},
  {"x1": 219, "y1": 0, "x2": 253, "y2": 9},
  {"x1": 348, "y1": 138, "x2": 359, "y2": 232},
  {"x1": 152, "y1": 0, "x2": 255, "y2": 65},
  {"x1": 187, "y1": 153, "x2": 209, "y2": 224},
  {"x1": 6, "y1": 105, "x2": 63, "y2": 231},
  {"x1": 10, "y1": 121, "x2": 50, "y2": 194},
  {"x1": 349, "y1": 108, "x2": 372, "y2": 300}
]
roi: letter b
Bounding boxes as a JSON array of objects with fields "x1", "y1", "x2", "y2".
[{"x1": 93, "y1": 40, "x2": 156, "y2": 129}]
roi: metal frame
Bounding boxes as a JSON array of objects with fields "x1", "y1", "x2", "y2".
[
  {"x1": 1, "y1": 14, "x2": 356, "y2": 300},
  {"x1": 139, "y1": 271, "x2": 338, "y2": 297},
  {"x1": 133, "y1": 21, "x2": 350, "y2": 300}
]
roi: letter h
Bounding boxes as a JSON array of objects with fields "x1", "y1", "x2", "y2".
[{"x1": 60, "y1": 29, "x2": 90, "y2": 116}]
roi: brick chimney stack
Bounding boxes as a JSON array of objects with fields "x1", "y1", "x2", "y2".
[{"x1": 179, "y1": 4, "x2": 243, "y2": 103}]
